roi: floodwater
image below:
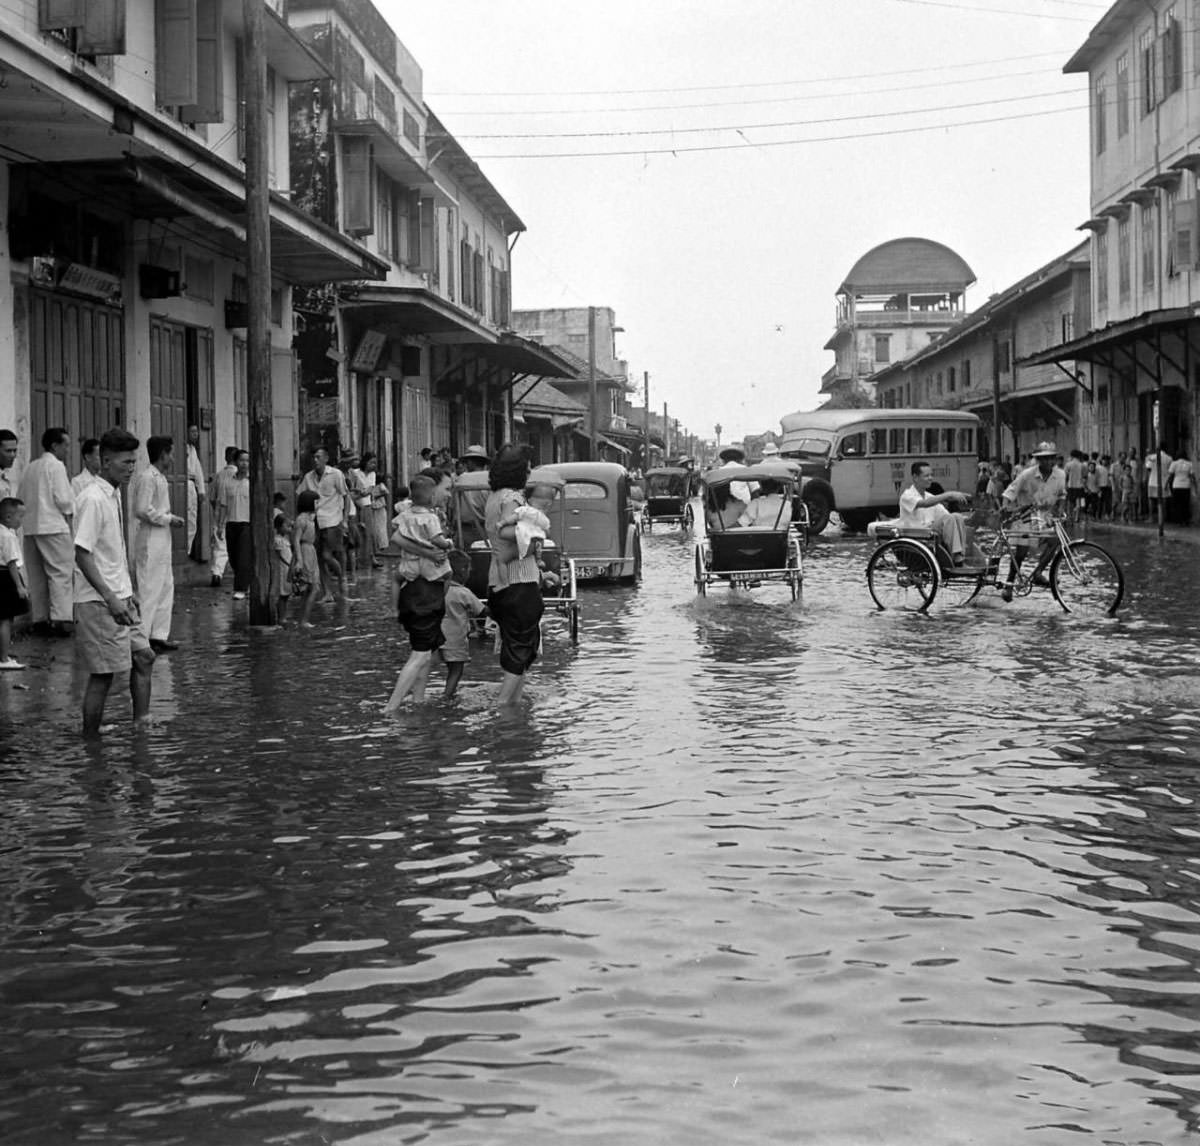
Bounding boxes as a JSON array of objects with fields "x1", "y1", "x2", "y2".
[{"x1": 2, "y1": 527, "x2": 1200, "y2": 1145}]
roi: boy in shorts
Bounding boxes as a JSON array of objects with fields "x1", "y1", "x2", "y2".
[
  {"x1": 73, "y1": 428, "x2": 156, "y2": 735},
  {"x1": 383, "y1": 474, "x2": 453, "y2": 710},
  {"x1": 440, "y1": 549, "x2": 486, "y2": 699},
  {"x1": 0, "y1": 497, "x2": 30, "y2": 669}
]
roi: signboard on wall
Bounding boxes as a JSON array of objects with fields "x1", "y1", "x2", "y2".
[{"x1": 350, "y1": 330, "x2": 387, "y2": 373}]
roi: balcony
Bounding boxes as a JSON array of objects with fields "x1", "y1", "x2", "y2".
[{"x1": 333, "y1": 76, "x2": 425, "y2": 184}]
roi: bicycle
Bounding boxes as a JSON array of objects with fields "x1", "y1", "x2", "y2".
[{"x1": 865, "y1": 503, "x2": 1124, "y2": 616}]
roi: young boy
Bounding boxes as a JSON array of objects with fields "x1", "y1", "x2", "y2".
[
  {"x1": 273, "y1": 512, "x2": 293, "y2": 622},
  {"x1": 0, "y1": 497, "x2": 30, "y2": 669},
  {"x1": 384, "y1": 474, "x2": 453, "y2": 710},
  {"x1": 439, "y1": 549, "x2": 486, "y2": 699}
]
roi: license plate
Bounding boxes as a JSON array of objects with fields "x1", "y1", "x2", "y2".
[{"x1": 576, "y1": 564, "x2": 605, "y2": 578}]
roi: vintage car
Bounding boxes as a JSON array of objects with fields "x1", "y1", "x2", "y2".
[{"x1": 536, "y1": 461, "x2": 642, "y2": 583}]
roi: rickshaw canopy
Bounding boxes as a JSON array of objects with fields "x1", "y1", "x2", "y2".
[{"x1": 701, "y1": 461, "x2": 802, "y2": 488}]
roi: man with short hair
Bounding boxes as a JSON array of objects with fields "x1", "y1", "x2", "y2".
[
  {"x1": 18, "y1": 427, "x2": 75, "y2": 635},
  {"x1": 209, "y1": 445, "x2": 238, "y2": 587},
  {"x1": 897, "y1": 461, "x2": 973, "y2": 564},
  {"x1": 297, "y1": 446, "x2": 352, "y2": 602},
  {"x1": 0, "y1": 429, "x2": 21, "y2": 503},
  {"x1": 216, "y1": 449, "x2": 252, "y2": 600},
  {"x1": 74, "y1": 428, "x2": 157, "y2": 736},
  {"x1": 132, "y1": 436, "x2": 184, "y2": 651},
  {"x1": 452, "y1": 444, "x2": 491, "y2": 548},
  {"x1": 72, "y1": 438, "x2": 102, "y2": 496}
]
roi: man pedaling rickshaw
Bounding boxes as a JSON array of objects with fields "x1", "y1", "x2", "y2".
[{"x1": 998, "y1": 440, "x2": 1067, "y2": 603}]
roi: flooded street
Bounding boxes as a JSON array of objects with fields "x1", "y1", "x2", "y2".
[{"x1": 3, "y1": 528, "x2": 1200, "y2": 1145}]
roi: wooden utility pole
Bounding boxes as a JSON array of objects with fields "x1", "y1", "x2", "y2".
[
  {"x1": 663, "y1": 402, "x2": 670, "y2": 457},
  {"x1": 642, "y1": 370, "x2": 650, "y2": 470},
  {"x1": 243, "y1": 0, "x2": 275, "y2": 625},
  {"x1": 991, "y1": 335, "x2": 1002, "y2": 463},
  {"x1": 587, "y1": 306, "x2": 598, "y2": 460}
]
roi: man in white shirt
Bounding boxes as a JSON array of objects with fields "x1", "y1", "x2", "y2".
[
  {"x1": 0, "y1": 428, "x2": 22, "y2": 505},
  {"x1": 1145, "y1": 445, "x2": 1173, "y2": 520},
  {"x1": 18, "y1": 426, "x2": 75, "y2": 636},
  {"x1": 74, "y1": 428, "x2": 156, "y2": 736},
  {"x1": 297, "y1": 446, "x2": 353, "y2": 602},
  {"x1": 71, "y1": 438, "x2": 102, "y2": 496},
  {"x1": 185, "y1": 424, "x2": 207, "y2": 559},
  {"x1": 208, "y1": 445, "x2": 238, "y2": 587},
  {"x1": 897, "y1": 460, "x2": 972, "y2": 565},
  {"x1": 718, "y1": 445, "x2": 755, "y2": 506},
  {"x1": 1166, "y1": 449, "x2": 1196, "y2": 525},
  {"x1": 132, "y1": 435, "x2": 184, "y2": 652}
]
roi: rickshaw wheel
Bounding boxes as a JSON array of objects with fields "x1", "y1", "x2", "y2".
[
  {"x1": 866, "y1": 539, "x2": 939, "y2": 612},
  {"x1": 694, "y1": 547, "x2": 707, "y2": 596}
]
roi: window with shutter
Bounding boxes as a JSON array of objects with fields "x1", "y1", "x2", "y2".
[
  {"x1": 1165, "y1": 18, "x2": 1183, "y2": 95},
  {"x1": 39, "y1": 0, "x2": 84, "y2": 30},
  {"x1": 418, "y1": 198, "x2": 435, "y2": 273},
  {"x1": 1140, "y1": 28, "x2": 1155, "y2": 114},
  {"x1": 341, "y1": 137, "x2": 374, "y2": 236},
  {"x1": 180, "y1": 0, "x2": 222, "y2": 123},
  {"x1": 406, "y1": 189, "x2": 421, "y2": 268},
  {"x1": 445, "y1": 212, "x2": 455, "y2": 301},
  {"x1": 78, "y1": 0, "x2": 125, "y2": 55},
  {"x1": 499, "y1": 269, "x2": 510, "y2": 326},
  {"x1": 1166, "y1": 186, "x2": 1178, "y2": 274},
  {"x1": 472, "y1": 252, "x2": 484, "y2": 313},
  {"x1": 157, "y1": 0, "x2": 198, "y2": 107},
  {"x1": 460, "y1": 238, "x2": 472, "y2": 309}
]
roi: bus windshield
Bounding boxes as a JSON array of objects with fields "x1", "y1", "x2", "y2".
[{"x1": 782, "y1": 437, "x2": 831, "y2": 458}]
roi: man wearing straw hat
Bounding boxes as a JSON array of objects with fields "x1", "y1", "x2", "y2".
[{"x1": 998, "y1": 441, "x2": 1066, "y2": 603}]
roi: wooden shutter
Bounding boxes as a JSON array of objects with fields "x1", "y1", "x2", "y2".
[
  {"x1": 156, "y1": 0, "x2": 198, "y2": 107},
  {"x1": 472, "y1": 251, "x2": 483, "y2": 313},
  {"x1": 460, "y1": 239, "x2": 472, "y2": 308},
  {"x1": 38, "y1": 0, "x2": 84, "y2": 30},
  {"x1": 78, "y1": 0, "x2": 126, "y2": 55},
  {"x1": 342, "y1": 137, "x2": 373, "y2": 236},
  {"x1": 418, "y1": 198, "x2": 435, "y2": 273},
  {"x1": 180, "y1": 0, "x2": 223, "y2": 123},
  {"x1": 406, "y1": 189, "x2": 421, "y2": 268},
  {"x1": 499, "y1": 269, "x2": 510, "y2": 326},
  {"x1": 1164, "y1": 20, "x2": 1183, "y2": 95}
]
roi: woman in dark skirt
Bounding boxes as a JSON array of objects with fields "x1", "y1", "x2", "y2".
[{"x1": 485, "y1": 444, "x2": 543, "y2": 708}]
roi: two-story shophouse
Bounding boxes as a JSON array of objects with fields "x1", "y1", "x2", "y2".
[
  {"x1": 821, "y1": 238, "x2": 975, "y2": 406},
  {"x1": 285, "y1": 0, "x2": 574, "y2": 485},
  {"x1": 1024, "y1": 0, "x2": 1200, "y2": 460},
  {"x1": 875, "y1": 242, "x2": 1092, "y2": 461},
  {"x1": 0, "y1": 0, "x2": 388, "y2": 559}
]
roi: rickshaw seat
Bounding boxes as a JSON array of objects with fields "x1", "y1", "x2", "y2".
[
  {"x1": 868, "y1": 522, "x2": 936, "y2": 543},
  {"x1": 709, "y1": 528, "x2": 789, "y2": 573}
]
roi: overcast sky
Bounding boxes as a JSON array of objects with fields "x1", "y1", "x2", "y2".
[{"x1": 382, "y1": 0, "x2": 1104, "y2": 443}]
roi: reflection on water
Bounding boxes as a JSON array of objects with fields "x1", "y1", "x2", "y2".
[{"x1": 2, "y1": 530, "x2": 1200, "y2": 1144}]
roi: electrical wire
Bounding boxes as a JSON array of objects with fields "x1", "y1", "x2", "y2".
[
  {"x1": 451, "y1": 88, "x2": 1080, "y2": 140},
  {"x1": 884, "y1": 0, "x2": 1098, "y2": 18},
  {"x1": 469, "y1": 101, "x2": 1086, "y2": 159}
]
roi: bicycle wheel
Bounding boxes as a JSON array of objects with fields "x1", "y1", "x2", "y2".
[
  {"x1": 867, "y1": 539, "x2": 939, "y2": 612},
  {"x1": 1049, "y1": 541, "x2": 1123, "y2": 616}
]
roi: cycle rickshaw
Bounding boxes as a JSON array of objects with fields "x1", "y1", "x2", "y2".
[
  {"x1": 643, "y1": 466, "x2": 693, "y2": 532},
  {"x1": 865, "y1": 503, "x2": 1123, "y2": 615},
  {"x1": 453, "y1": 467, "x2": 582, "y2": 643},
  {"x1": 694, "y1": 462, "x2": 807, "y2": 600}
]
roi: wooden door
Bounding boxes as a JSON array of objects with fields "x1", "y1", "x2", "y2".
[{"x1": 148, "y1": 317, "x2": 190, "y2": 557}]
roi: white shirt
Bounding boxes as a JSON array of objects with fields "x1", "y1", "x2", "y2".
[
  {"x1": 1145, "y1": 451, "x2": 1173, "y2": 492},
  {"x1": 186, "y1": 444, "x2": 206, "y2": 498},
  {"x1": 17, "y1": 451, "x2": 73, "y2": 535},
  {"x1": 898, "y1": 482, "x2": 949, "y2": 528},
  {"x1": 737, "y1": 493, "x2": 790, "y2": 528},
  {"x1": 1167, "y1": 458, "x2": 1194, "y2": 489},
  {"x1": 74, "y1": 477, "x2": 132, "y2": 604},
  {"x1": 72, "y1": 469, "x2": 100, "y2": 497},
  {"x1": 0, "y1": 460, "x2": 22, "y2": 503},
  {"x1": 132, "y1": 466, "x2": 175, "y2": 558}
]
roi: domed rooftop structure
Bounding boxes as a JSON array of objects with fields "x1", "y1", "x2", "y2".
[{"x1": 840, "y1": 238, "x2": 975, "y2": 295}]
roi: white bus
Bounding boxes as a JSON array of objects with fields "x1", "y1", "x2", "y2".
[{"x1": 778, "y1": 408, "x2": 982, "y2": 532}]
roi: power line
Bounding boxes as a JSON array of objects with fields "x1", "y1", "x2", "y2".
[
  {"x1": 432, "y1": 64, "x2": 1072, "y2": 118},
  {"x1": 425, "y1": 49, "x2": 1071, "y2": 99},
  {"x1": 885, "y1": 0, "x2": 1097, "y2": 18},
  {"x1": 452, "y1": 88, "x2": 1079, "y2": 140},
  {"x1": 471, "y1": 101, "x2": 1086, "y2": 159}
]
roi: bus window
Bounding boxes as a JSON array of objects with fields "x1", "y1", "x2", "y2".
[
  {"x1": 870, "y1": 428, "x2": 888, "y2": 455},
  {"x1": 941, "y1": 427, "x2": 956, "y2": 453},
  {"x1": 839, "y1": 431, "x2": 866, "y2": 457},
  {"x1": 888, "y1": 428, "x2": 905, "y2": 454},
  {"x1": 924, "y1": 428, "x2": 939, "y2": 455},
  {"x1": 959, "y1": 428, "x2": 975, "y2": 453},
  {"x1": 907, "y1": 428, "x2": 923, "y2": 454}
]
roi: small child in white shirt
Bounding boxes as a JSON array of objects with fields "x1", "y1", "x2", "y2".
[{"x1": 0, "y1": 497, "x2": 30, "y2": 670}]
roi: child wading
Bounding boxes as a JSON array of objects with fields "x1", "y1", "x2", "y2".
[
  {"x1": 439, "y1": 549, "x2": 486, "y2": 699},
  {"x1": 384, "y1": 473, "x2": 454, "y2": 709},
  {"x1": 291, "y1": 490, "x2": 322, "y2": 627}
]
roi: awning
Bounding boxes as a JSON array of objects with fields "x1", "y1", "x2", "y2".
[
  {"x1": 476, "y1": 334, "x2": 579, "y2": 379},
  {"x1": 341, "y1": 286, "x2": 496, "y2": 342},
  {"x1": 1019, "y1": 307, "x2": 1196, "y2": 367},
  {"x1": 599, "y1": 435, "x2": 631, "y2": 457}
]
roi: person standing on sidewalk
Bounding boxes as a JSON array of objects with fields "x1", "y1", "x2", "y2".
[
  {"x1": 1166, "y1": 450, "x2": 1196, "y2": 525},
  {"x1": 0, "y1": 429, "x2": 21, "y2": 503},
  {"x1": 185, "y1": 424, "x2": 207, "y2": 561},
  {"x1": 216, "y1": 449, "x2": 252, "y2": 600},
  {"x1": 297, "y1": 447, "x2": 352, "y2": 603},
  {"x1": 209, "y1": 446, "x2": 237, "y2": 587},
  {"x1": 1145, "y1": 444, "x2": 1173, "y2": 522},
  {"x1": 131, "y1": 436, "x2": 184, "y2": 651},
  {"x1": 73, "y1": 428, "x2": 157, "y2": 736},
  {"x1": 18, "y1": 427, "x2": 75, "y2": 636},
  {"x1": 72, "y1": 438, "x2": 101, "y2": 496}
]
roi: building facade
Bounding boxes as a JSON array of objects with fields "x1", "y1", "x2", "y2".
[
  {"x1": 821, "y1": 238, "x2": 975, "y2": 405},
  {"x1": 0, "y1": 0, "x2": 386, "y2": 559},
  {"x1": 875, "y1": 243, "x2": 1092, "y2": 460},
  {"x1": 1027, "y1": 0, "x2": 1200, "y2": 465}
]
